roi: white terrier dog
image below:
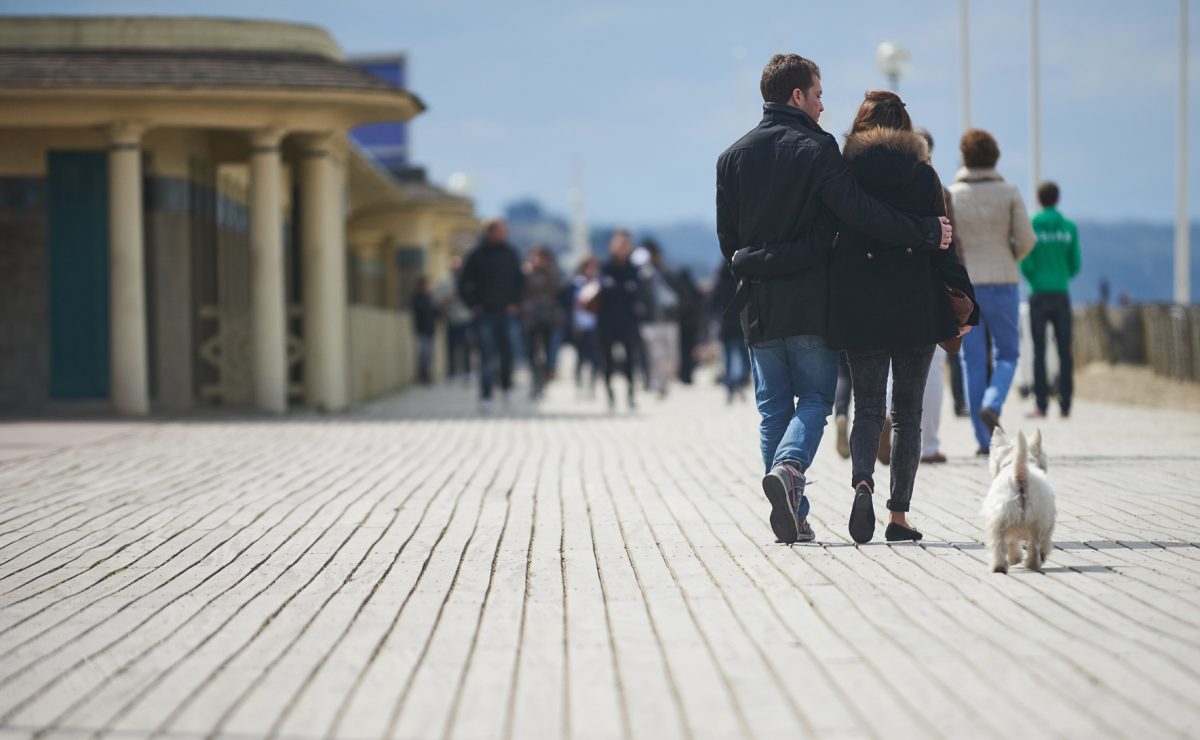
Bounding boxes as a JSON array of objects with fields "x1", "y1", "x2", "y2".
[{"x1": 982, "y1": 428, "x2": 1056, "y2": 573}]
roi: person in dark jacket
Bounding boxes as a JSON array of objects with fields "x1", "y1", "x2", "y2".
[
  {"x1": 411, "y1": 275, "x2": 438, "y2": 385},
  {"x1": 458, "y1": 218, "x2": 524, "y2": 409},
  {"x1": 598, "y1": 229, "x2": 643, "y2": 410},
  {"x1": 672, "y1": 267, "x2": 702, "y2": 385},
  {"x1": 521, "y1": 245, "x2": 565, "y2": 400},
  {"x1": 716, "y1": 53, "x2": 953, "y2": 545},
  {"x1": 710, "y1": 263, "x2": 749, "y2": 403},
  {"x1": 827, "y1": 91, "x2": 979, "y2": 544}
]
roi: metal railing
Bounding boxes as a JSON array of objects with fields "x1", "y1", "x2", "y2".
[{"x1": 1073, "y1": 303, "x2": 1200, "y2": 382}]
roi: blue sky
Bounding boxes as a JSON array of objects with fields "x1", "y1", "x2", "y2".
[{"x1": 3, "y1": 0, "x2": 1197, "y2": 227}]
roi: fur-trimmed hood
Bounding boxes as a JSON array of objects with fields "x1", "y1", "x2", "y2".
[{"x1": 842, "y1": 127, "x2": 931, "y2": 192}]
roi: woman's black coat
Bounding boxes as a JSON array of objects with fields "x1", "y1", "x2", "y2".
[{"x1": 827, "y1": 127, "x2": 979, "y2": 353}]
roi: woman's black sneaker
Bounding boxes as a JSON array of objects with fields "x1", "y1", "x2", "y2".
[
  {"x1": 885, "y1": 522, "x2": 923, "y2": 542},
  {"x1": 848, "y1": 483, "x2": 875, "y2": 544}
]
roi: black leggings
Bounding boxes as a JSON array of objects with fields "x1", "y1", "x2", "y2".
[
  {"x1": 847, "y1": 344, "x2": 936, "y2": 513},
  {"x1": 600, "y1": 332, "x2": 638, "y2": 399}
]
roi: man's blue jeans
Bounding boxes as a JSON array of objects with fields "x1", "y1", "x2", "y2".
[
  {"x1": 749, "y1": 335, "x2": 839, "y2": 518},
  {"x1": 960, "y1": 283, "x2": 1021, "y2": 450},
  {"x1": 475, "y1": 312, "x2": 515, "y2": 400}
]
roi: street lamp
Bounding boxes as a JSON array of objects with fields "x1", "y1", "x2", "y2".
[
  {"x1": 446, "y1": 171, "x2": 475, "y2": 197},
  {"x1": 876, "y1": 41, "x2": 912, "y2": 92}
]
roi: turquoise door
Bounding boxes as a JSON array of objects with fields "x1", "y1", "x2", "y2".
[{"x1": 47, "y1": 151, "x2": 110, "y2": 399}]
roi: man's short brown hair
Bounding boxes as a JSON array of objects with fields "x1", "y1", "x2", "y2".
[
  {"x1": 760, "y1": 54, "x2": 821, "y2": 104},
  {"x1": 1037, "y1": 181, "x2": 1060, "y2": 207},
  {"x1": 960, "y1": 129, "x2": 1000, "y2": 169}
]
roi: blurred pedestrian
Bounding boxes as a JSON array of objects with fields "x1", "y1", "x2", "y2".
[
  {"x1": 914, "y1": 127, "x2": 960, "y2": 463},
  {"x1": 948, "y1": 129, "x2": 1036, "y2": 453},
  {"x1": 411, "y1": 275, "x2": 438, "y2": 385},
  {"x1": 710, "y1": 263, "x2": 749, "y2": 403},
  {"x1": 672, "y1": 267, "x2": 703, "y2": 384},
  {"x1": 434, "y1": 256, "x2": 473, "y2": 384},
  {"x1": 458, "y1": 218, "x2": 524, "y2": 410},
  {"x1": 638, "y1": 239, "x2": 680, "y2": 398},
  {"x1": 833, "y1": 353, "x2": 852, "y2": 458},
  {"x1": 716, "y1": 54, "x2": 952, "y2": 544},
  {"x1": 571, "y1": 256, "x2": 603, "y2": 396},
  {"x1": 598, "y1": 229, "x2": 643, "y2": 411},
  {"x1": 827, "y1": 91, "x2": 977, "y2": 543},
  {"x1": 522, "y1": 245, "x2": 565, "y2": 399},
  {"x1": 1022, "y1": 180, "x2": 1080, "y2": 418}
]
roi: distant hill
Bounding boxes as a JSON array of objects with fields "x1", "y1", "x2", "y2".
[{"x1": 1073, "y1": 221, "x2": 1200, "y2": 304}]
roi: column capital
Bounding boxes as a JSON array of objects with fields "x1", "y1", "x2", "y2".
[
  {"x1": 298, "y1": 131, "x2": 348, "y2": 164},
  {"x1": 107, "y1": 121, "x2": 148, "y2": 148},
  {"x1": 249, "y1": 126, "x2": 288, "y2": 153}
]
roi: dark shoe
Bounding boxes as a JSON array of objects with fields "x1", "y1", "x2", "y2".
[
  {"x1": 885, "y1": 522, "x2": 924, "y2": 542},
  {"x1": 980, "y1": 407, "x2": 1001, "y2": 436},
  {"x1": 1060, "y1": 407, "x2": 1070, "y2": 419},
  {"x1": 835, "y1": 415, "x2": 850, "y2": 459},
  {"x1": 795, "y1": 518, "x2": 816, "y2": 543},
  {"x1": 877, "y1": 416, "x2": 892, "y2": 466},
  {"x1": 920, "y1": 453, "x2": 947, "y2": 464},
  {"x1": 848, "y1": 483, "x2": 875, "y2": 544},
  {"x1": 762, "y1": 462, "x2": 805, "y2": 544},
  {"x1": 975, "y1": 448, "x2": 989, "y2": 457}
]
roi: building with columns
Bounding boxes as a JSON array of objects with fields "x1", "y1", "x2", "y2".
[{"x1": 0, "y1": 16, "x2": 478, "y2": 415}]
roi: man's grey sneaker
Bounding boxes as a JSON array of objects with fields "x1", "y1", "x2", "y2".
[
  {"x1": 848, "y1": 483, "x2": 875, "y2": 544},
  {"x1": 795, "y1": 517, "x2": 816, "y2": 543},
  {"x1": 762, "y1": 462, "x2": 805, "y2": 544}
]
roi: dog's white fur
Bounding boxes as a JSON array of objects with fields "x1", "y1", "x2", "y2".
[{"x1": 981, "y1": 428, "x2": 1056, "y2": 573}]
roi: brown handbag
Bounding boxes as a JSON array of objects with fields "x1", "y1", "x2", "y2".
[{"x1": 939, "y1": 287, "x2": 975, "y2": 354}]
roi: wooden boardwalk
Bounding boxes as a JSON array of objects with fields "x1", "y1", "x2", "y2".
[{"x1": 1, "y1": 370, "x2": 1199, "y2": 739}]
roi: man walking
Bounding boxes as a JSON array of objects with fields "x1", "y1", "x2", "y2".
[
  {"x1": 638, "y1": 239, "x2": 680, "y2": 399},
  {"x1": 716, "y1": 54, "x2": 952, "y2": 544},
  {"x1": 459, "y1": 218, "x2": 524, "y2": 410},
  {"x1": 598, "y1": 230, "x2": 644, "y2": 411},
  {"x1": 1021, "y1": 181, "x2": 1081, "y2": 418}
]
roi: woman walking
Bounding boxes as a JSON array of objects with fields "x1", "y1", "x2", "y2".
[
  {"x1": 947, "y1": 130, "x2": 1036, "y2": 453},
  {"x1": 828, "y1": 90, "x2": 978, "y2": 544},
  {"x1": 521, "y1": 246, "x2": 565, "y2": 400}
]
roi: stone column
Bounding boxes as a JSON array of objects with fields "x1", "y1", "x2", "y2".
[
  {"x1": 249, "y1": 127, "x2": 288, "y2": 413},
  {"x1": 299, "y1": 133, "x2": 350, "y2": 411},
  {"x1": 108, "y1": 122, "x2": 150, "y2": 415}
]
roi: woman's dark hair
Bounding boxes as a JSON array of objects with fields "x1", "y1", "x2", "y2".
[
  {"x1": 1037, "y1": 181, "x2": 1060, "y2": 207},
  {"x1": 760, "y1": 54, "x2": 821, "y2": 104},
  {"x1": 849, "y1": 90, "x2": 912, "y2": 134},
  {"x1": 960, "y1": 128, "x2": 1000, "y2": 168}
]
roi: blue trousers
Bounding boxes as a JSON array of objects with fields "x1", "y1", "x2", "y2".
[
  {"x1": 960, "y1": 283, "x2": 1020, "y2": 450},
  {"x1": 749, "y1": 335, "x2": 839, "y2": 517},
  {"x1": 722, "y1": 338, "x2": 749, "y2": 391}
]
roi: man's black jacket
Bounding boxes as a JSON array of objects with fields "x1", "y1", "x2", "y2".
[
  {"x1": 458, "y1": 239, "x2": 524, "y2": 313},
  {"x1": 715, "y1": 103, "x2": 943, "y2": 344}
]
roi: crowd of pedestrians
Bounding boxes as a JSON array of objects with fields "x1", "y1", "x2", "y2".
[{"x1": 412, "y1": 219, "x2": 720, "y2": 413}]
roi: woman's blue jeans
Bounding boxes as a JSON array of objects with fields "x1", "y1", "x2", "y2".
[{"x1": 960, "y1": 283, "x2": 1021, "y2": 450}]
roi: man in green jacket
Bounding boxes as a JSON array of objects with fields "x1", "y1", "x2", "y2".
[{"x1": 1021, "y1": 181, "x2": 1081, "y2": 418}]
